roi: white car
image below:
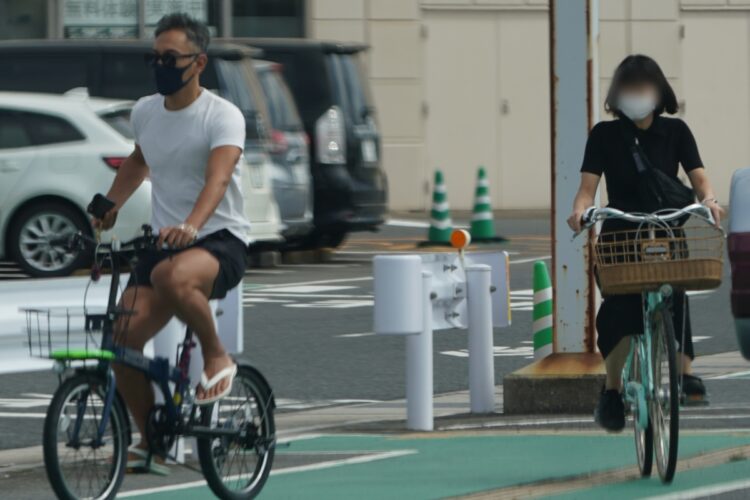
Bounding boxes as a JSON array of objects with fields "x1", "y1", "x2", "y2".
[{"x1": 0, "y1": 91, "x2": 152, "y2": 277}]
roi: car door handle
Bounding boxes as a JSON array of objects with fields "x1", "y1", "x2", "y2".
[{"x1": 0, "y1": 160, "x2": 21, "y2": 172}]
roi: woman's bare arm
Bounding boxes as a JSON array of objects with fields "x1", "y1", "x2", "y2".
[
  {"x1": 567, "y1": 172, "x2": 601, "y2": 232},
  {"x1": 687, "y1": 167, "x2": 724, "y2": 226}
]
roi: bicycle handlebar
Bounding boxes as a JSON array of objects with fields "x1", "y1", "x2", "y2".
[
  {"x1": 578, "y1": 203, "x2": 715, "y2": 235},
  {"x1": 50, "y1": 225, "x2": 159, "y2": 254}
]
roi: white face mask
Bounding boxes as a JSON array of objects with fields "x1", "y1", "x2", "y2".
[{"x1": 618, "y1": 93, "x2": 656, "y2": 121}]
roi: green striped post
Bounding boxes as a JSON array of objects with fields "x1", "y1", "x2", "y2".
[
  {"x1": 533, "y1": 261, "x2": 553, "y2": 359},
  {"x1": 470, "y1": 166, "x2": 496, "y2": 240},
  {"x1": 428, "y1": 170, "x2": 453, "y2": 243}
]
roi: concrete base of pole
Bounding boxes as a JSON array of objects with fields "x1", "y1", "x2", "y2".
[{"x1": 502, "y1": 353, "x2": 605, "y2": 414}]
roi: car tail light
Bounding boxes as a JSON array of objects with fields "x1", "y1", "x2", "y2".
[
  {"x1": 315, "y1": 106, "x2": 346, "y2": 164},
  {"x1": 103, "y1": 156, "x2": 126, "y2": 170},
  {"x1": 269, "y1": 129, "x2": 288, "y2": 154}
]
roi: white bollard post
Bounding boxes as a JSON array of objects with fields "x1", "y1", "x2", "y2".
[
  {"x1": 466, "y1": 264, "x2": 495, "y2": 413},
  {"x1": 406, "y1": 270, "x2": 434, "y2": 431}
]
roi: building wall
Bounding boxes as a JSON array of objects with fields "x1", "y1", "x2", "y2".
[{"x1": 311, "y1": 0, "x2": 747, "y2": 210}]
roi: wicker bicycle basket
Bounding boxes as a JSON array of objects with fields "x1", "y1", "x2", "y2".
[{"x1": 591, "y1": 222, "x2": 724, "y2": 296}]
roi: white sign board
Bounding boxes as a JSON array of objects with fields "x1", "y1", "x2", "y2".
[{"x1": 373, "y1": 251, "x2": 511, "y2": 335}]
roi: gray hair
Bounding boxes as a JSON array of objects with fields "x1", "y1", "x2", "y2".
[{"x1": 154, "y1": 13, "x2": 210, "y2": 52}]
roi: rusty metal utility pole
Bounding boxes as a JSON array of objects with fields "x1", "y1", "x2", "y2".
[{"x1": 550, "y1": 0, "x2": 599, "y2": 354}]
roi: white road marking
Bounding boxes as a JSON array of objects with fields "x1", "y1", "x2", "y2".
[
  {"x1": 246, "y1": 293, "x2": 372, "y2": 299},
  {"x1": 242, "y1": 298, "x2": 293, "y2": 304},
  {"x1": 279, "y1": 263, "x2": 362, "y2": 269},
  {"x1": 244, "y1": 269, "x2": 292, "y2": 275},
  {"x1": 441, "y1": 346, "x2": 534, "y2": 358},
  {"x1": 643, "y1": 479, "x2": 750, "y2": 500},
  {"x1": 385, "y1": 219, "x2": 431, "y2": 228},
  {"x1": 0, "y1": 412, "x2": 45, "y2": 418},
  {"x1": 286, "y1": 300, "x2": 374, "y2": 309},
  {"x1": 245, "y1": 276, "x2": 373, "y2": 290},
  {"x1": 118, "y1": 449, "x2": 417, "y2": 498},
  {"x1": 708, "y1": 370, "x2": 750, "y2": 380},
  {"x1": 337, "y1": 332, "x2": 376, "y2": 338},
  {"x1": 509, "y1": 255, "x2": 552, "y2": 265},
  {"x1": 254, "y1": 285, "x2": 357, "y2": 294}
]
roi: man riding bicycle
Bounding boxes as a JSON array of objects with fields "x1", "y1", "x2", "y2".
[{"x1": 93, "y1": 13, "x2": 251, "y2": 472}]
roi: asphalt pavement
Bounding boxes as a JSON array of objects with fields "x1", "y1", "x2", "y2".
[{"x1": 0, "y1": 211, "x2": 748, "y2": 499}]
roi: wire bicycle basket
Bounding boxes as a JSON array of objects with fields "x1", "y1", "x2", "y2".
[
  {"x1": 591, "y1": 220, "x2": 724, "y2": 296},
  {"x1": 21, "y1": 307, "x2": 113, "y2": 362}
]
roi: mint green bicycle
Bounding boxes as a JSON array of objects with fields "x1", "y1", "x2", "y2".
[{"x1": 581, "y1": 203, "x2": 724, "y2": 483}]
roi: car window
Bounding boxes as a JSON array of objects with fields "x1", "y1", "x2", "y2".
[
  {"x1": 21, "y1": 112, "x2": 85, "y2": 146},
  {"x1": 101, "y1": 53, "x2": 154, "y2": 100},
  {"x1": 0, "y1": 55, "x2": 88, "y2": 94},
  {"x1": 0, "y1": 110, "x2": 33, "y2": 149},
  {"x1": 214, "y1": 58, "x2": 263, "y2": 140},
  {"x1": 337, "y1": 53, "x2": 374, "y2": 125},
  {"x1": 268, "y1": 51, "x2": 331, "y2": 126},
  {"x1": 98, "y1": 108, "x2": 134, "y2": 140},
  {"x1": 258, "y1": 69, "x2": 302, "y2": 132}
]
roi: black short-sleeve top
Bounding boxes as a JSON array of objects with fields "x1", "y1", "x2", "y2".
[{"x1": 580, "y1": 116, "x2": 704, "y2": 211}]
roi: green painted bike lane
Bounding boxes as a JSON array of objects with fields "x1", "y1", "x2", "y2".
[{"x1": 124, "y1": 432, "x2": 750, "y2": 499}]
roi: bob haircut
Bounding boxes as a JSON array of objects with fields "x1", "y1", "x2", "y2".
[{"x1": 604, "y1": 54, "x2": 678, "y2": 116}]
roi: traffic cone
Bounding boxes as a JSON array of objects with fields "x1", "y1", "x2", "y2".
[
  {"x1": 532, "y1": 261, "x2": 553, "y2": 359},
  {"x1": 419, "y1": 170, "x2": 453, "y2": 246},
  {"x1": 470, "y1": 166, "x2": 506, "y2": 243}
]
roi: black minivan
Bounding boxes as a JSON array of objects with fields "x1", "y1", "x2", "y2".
[{"x1": 225, "y1": 38, "x2": 388, "y2": 248}]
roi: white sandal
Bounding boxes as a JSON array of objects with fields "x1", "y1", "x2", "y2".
[{"x1": 195, "y1": 364, "x2": 238, "y2": 406}]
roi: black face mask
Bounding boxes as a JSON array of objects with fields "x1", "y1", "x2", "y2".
[{"x1": 153, "y1": 59, "x2": 195, "y2": 96}]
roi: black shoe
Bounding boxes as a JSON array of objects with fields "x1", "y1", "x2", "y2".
[
  {"x1": 595, "y1": 387, "x2": 625, "y2": 432},
  {"x1": 682, "y1": 374, "x2": 708, "y2": 405}
]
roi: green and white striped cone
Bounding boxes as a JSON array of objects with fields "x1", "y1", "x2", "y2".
[
  {"x1": 470, "y1": 166, "x2": 496, "y2": 240},
  {"x1": 533, "y1": 261, "x2": 553, "y2": 359},
  {"x1": 427, "y1": 170, "x2": 453, "y2": 243}
]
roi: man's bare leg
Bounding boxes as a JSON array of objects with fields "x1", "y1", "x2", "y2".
[
  {"x1": 150, "y1": 248, "x2": 235, "y2": 401},
  {"x1": 113, "y1": 286, "x2": 174, "y2": 455}
]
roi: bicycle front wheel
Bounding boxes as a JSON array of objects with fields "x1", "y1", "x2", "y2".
[
  {"x1": 43, "y1": 371, "x2": 128, "y2": 500},
  {"x1": 650, "y1": 306, "x2": 680, "y2": 483},
  {"x1": 197, "y1": 364, "x2": 276, "y2": 500}
]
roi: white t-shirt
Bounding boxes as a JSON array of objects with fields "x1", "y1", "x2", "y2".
[{"x1": 131, "y1": 89, "x2": 251, "y2": 244}]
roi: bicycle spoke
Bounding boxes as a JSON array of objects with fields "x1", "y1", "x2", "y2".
[
  {"x1": 50, "y1": 381, "x2": 121, "y2": 499},
  {"x1": 200, "y1": 370, "x2": 273, "y2": 495}
]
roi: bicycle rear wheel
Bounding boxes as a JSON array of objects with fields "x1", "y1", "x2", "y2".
[
  {"x1": 631, "y1": 345, "x2": 653, "y2": 477},
  {"x1": 197, "y1": 364, "x2": 275, "y2": 500},
  {"x1": 43, "y1": 371, "x2": 127, "y2": 500},
  {"x1": 650, "y1": 306, "x2": 680, "y2": 483}
]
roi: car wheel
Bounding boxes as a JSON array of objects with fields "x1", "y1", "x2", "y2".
[
  {"x1": 313, "y1": 230, "x2": 348, "y2": 249},
  {"x1": 8, "y1": 201, "x2": 91, "y2": 278}
]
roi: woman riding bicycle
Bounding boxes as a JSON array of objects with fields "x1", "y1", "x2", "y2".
[{"x1": 567, "y1": 55, "x2": 724, "y2": 432}]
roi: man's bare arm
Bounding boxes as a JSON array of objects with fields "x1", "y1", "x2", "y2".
[{"x1": 96, "y1": 145, "x2": 149, "y2": 229}]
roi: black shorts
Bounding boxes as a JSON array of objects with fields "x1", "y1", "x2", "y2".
[{"x1": 126, "y1": 229, "x2": 248, "y2": 300}]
